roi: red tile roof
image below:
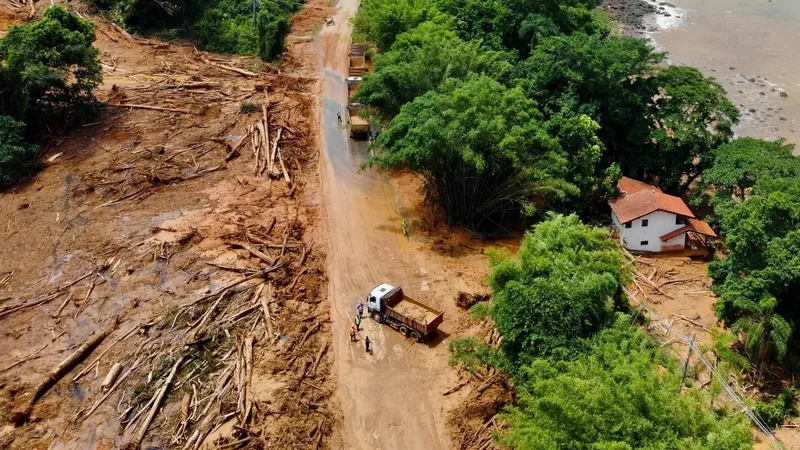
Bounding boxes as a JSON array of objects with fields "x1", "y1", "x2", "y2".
[
  {"x1": 687, "y1": 218, "x2": 718, "y2": 238},
  {"x1": 660, "y1": 225, "x2": 691, "y2": 242},
  {"x1": 609, "y1": 177, "x2": 695, "y2": 224},
  {"x1": 659, "y1": 219, "x2": 718, "y2": 241}
]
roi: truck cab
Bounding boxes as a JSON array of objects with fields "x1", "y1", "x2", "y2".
[{"x1": 367, "y1": 283, "x2": 393, "y2": 316}]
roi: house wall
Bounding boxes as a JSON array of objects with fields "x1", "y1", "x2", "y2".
[{"x1": 614, "y1": 210, "x2": 685, "y2": 252}]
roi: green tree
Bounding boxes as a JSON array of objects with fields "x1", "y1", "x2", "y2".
[
  {"x1": 0, "y1": 116, "x2": 38, "y2": 188},
  {"x1": 501, "y1": 318, "x2": 753, "y2": 449},
  {"x1": 518, "y1": 13, "x2": 558, "y2": 50},
  {"x1": 647, "y1": 66, "x2": 739, "y2": 192},
  {"x1": 0, "y1": 6, "x2": 102, "y2": 125},
  {"x1": 517, "y1": 33, "x2": 662, "y2": 178},
  {"x1": 700, "y1": 137, "x2": 799, "y2": 206},
  {"x1": 709, "y1": 178, "x2": 800, "y2": 365},
  {"x1": 355, "y1": 22, "x2": 514, "y2": 118},
  {"x1": 488, "y1": 214, "x2": 626, "y2": 363},
  {"x1": 354, "y1": 0, "x2": 444, "y2": 52},
  {"x1": 370, "y1": 76, "x2": 573, "y2": 230}
]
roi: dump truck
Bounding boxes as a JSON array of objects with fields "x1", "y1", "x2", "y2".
[
  {"x1": 347, "y1": 103, "x2": 369, "y2": 139},
  {"x1": 349, "y1": 44, "x2": 366, "y2": 77},
  {"x1": 366, "y1": 283, "x2": 444, "y2": 341},
  {"x1": 346, "y1": 76, "x2": 362, "y2": 101}
]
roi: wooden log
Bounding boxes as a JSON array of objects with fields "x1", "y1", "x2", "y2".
[
  {"x1": 72, "y1": 325, "x2": 139, "y2": 382},
  {"x1": 180, "y1": 264, "x2": 283, "y2": 309},
  {"x1": 311, "y1": 342, "x2": 329, "y2": 376},
  {"x1": 269, "y1": 127, "x2": 283, "y2": 179},
  {"x1": 277, "y1": 146, "x2": 291, "y2": 184},
  {"x1": 28, "y1": 0, "x2": 34, "y2": 18},
  {"x1": 105, "y1": 103, "x2": 194, "y2": 114},
  {"x1": 442, "y1": 378, "x2": 470, "y2": 396},
  {"x1": 11, "y1": 323, "x2": 115, "y2": 424},
  {"x1": 263, "y1": 91, "x2": 271, "y2": 173},
  {"x1": 228, "y1": 241, "x2": 273, "y2": 265},
  {"x1": 297, "y1": 321, "x2": 320, "y2": 348},
  {"x1": 135, "y1": 356, "x2": 185, "y2": 446},
  {"x1": 101, "y1": 362, "x2": 123, "y2": 391},
  {"x1": 259, "y1": 283, "x2": 275, "y2": 337},
  {"x1": 288, "y1": 267, "x2": 307, "y2": 291}
]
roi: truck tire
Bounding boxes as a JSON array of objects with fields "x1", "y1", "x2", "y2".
[
  {"x1": 398, "y1": 326, "x2": 408, "y2": 337},
  {"x1": 371, "y1": 311, "x2": 382, "y2": 323},
  {"x1": 410, "y1": 331, "x2": 421, "y2": 341}
]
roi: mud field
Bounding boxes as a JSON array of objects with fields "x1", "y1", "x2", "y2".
[{"x1": 0, "y1": 0, "x2": 341, "y2": 447}]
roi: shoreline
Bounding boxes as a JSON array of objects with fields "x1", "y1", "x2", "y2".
[
  {"x1": 602, "y1": 0, "x2": 684, "y2": 37},
  {"x1": 603, "y1": 0, "x2": 798, "y2": 146}
]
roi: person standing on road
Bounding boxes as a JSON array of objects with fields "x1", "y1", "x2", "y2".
[
  {"x1": 349, "y1": 325, "x2": 356, "y2": 342},
  {"x1": 356, "y1": 303, "x2": 364, "y2": 318},
  {"x1": 365, "y1": 336, "x2": 371, "y2": 353},
  {"x1": 337, "y1": 111, "x2": 342, "y2": 124},
  {"x1": 354, "y1": 315, "x2": 361, "y2": 331}
]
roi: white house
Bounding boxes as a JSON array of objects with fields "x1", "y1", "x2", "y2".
[{"x1": 609, "y1": 177, "x2": 717, "y2": 253}]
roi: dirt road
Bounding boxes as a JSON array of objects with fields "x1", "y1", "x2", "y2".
[{"x1": 316, "y1": 2, "x2": 461, "y2": 448}]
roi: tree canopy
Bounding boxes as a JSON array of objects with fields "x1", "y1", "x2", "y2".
[
  {"x1": 708, "y1": 178, "x2": 800, "y2": 366},
  {"x1": 0, "y1": 7, "x2": 101, "y2": 188},
  {"x1": 0, "y1": 6, "x2": 101, "y2": 125},
  {"x1": 355, "y1": 22, "x2": 515, "y2": 119},
  {"x1": 488, "y1": 214, "x2": 626, "y2": 363},
  {"x1": 371, "y1": 76, "x2": 578, "y2": 230},
  {"x1": 502, "y1": 318, "x2": 753, "y2": 450},
  {"x1": 700, "y1": 137, "x2": 799, "y2": 207},
  {"x1": 352, "y1": 0, "x2": 445, "y2": 52},
  {"x1": 0, "y1": 116, "x2": 38, "y2": 188}
]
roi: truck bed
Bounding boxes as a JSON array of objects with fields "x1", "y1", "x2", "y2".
[{"x1": 383, "y1": 287, "x2": 444, "y2": 336}]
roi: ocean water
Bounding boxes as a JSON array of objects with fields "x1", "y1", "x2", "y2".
[{"x1": 649, "y1": 0, "x2": 800, "y2": 145}]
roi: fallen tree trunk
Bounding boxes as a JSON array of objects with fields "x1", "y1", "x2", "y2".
[{"x1": 11, "y1": 322, "x2": 115, "y2": 424}]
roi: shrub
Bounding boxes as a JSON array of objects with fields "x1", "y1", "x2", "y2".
[
  {"x1": 753, "y1": 389, "x2": 797, "y2": 428},
  {"x1": 0, "y1": 6, "x2": 102, "y2": 126},
  {"x1": 0, "y1": 116, "x2": 38, "y2": 188},
  {"x1": 240, "y1": 101, "x2": 259, "y2": 113}
]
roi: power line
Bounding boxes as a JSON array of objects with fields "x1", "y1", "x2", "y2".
[{"x1": 623, "y1": 287, "x2": 783, "y2": 448}]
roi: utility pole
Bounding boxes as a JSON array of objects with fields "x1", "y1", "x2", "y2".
[{"x1": 679, "y1": 335, "x2": 695, "y2": 394}]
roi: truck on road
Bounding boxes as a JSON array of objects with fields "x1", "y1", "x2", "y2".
[
  {"x1": 367, "y1": 283, "x2": 444, "y2": 341},
  {"x1": 347, "y1": 103, "x2": 369, "y2": 139}
]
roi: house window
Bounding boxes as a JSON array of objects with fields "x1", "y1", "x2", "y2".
[
  {"x1": 640, "y1": 240, "x2": 649, "y2": 246},
  {"x1": 676, "y1": 215, "x2": 686, "y2": 225},
  {"x1": 625, "y1": 222, "x2": 632, "y2": 229},
  {"x1": 641, "y1": 219, "x2": 649, "y2": 227}
]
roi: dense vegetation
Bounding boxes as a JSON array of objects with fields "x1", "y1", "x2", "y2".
[
  {"x1": 0, "y1": 7, "x2": 102, "y2": 188},
  {"x1": 356, "y1": 0, "x2": 737, "y2": 230},
  {"x1": 451, "y1": 215, "x2": 753, "y2": 448},
  {"x1": 355, "y1": 0, "x2": 799, "y2": 441},
  {"x1": 89, "y1": 0, "x2": 301, "y2": 60},
  {"x1": 488, "y1": 214, "x2": 625, "y2": 363}
]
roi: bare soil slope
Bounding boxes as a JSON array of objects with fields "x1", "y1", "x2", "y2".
[{"x1": 0, "y1": 1, "x2": 340, "y2": 448}]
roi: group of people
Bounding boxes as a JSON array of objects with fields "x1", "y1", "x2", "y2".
[{"x1": 350, "y1": 303, "x2": 371, "y2": 353}]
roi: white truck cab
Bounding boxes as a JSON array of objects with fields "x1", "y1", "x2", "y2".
[{"x1": 367, "y1": 283, "x2": 394, "y2": 313}]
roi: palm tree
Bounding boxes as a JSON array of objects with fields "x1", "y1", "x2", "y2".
[
  {"x1": 519, "y1": 13, "x2": 558, "y2": 52},
  {"x1": 731, "y1": 294, "x2": 792, "y2": 375}
]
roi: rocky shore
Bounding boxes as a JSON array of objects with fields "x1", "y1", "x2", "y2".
[{"x1": 602, "y1": 0, "x2": 680, "y2": 36}]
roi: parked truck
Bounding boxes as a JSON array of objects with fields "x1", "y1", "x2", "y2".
[
  {"x1": 366, "y1": 283, "x2": 444, "y2": 341},
  {"x1": 348, "y1": 44, "x2": 366, "y2": 77},
  {"x1": 347, "y1": 103, "x2": 369, "y2": 139}
]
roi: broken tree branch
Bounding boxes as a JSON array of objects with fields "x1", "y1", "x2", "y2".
[
  {"x1": 135, "y1": 355, "x2": 185, "y2": 446},
  {"x1": 180, "y1": 263, "x2": 283, "y2": 309}
]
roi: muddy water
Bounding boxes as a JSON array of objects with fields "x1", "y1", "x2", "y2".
[{"x1": 650, "y1": 0, "x2": 800, "y2": 145}]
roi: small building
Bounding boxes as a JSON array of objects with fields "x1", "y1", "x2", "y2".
[{"x1": 609, "y1": 177, "x2": 717, "y2": 253}]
